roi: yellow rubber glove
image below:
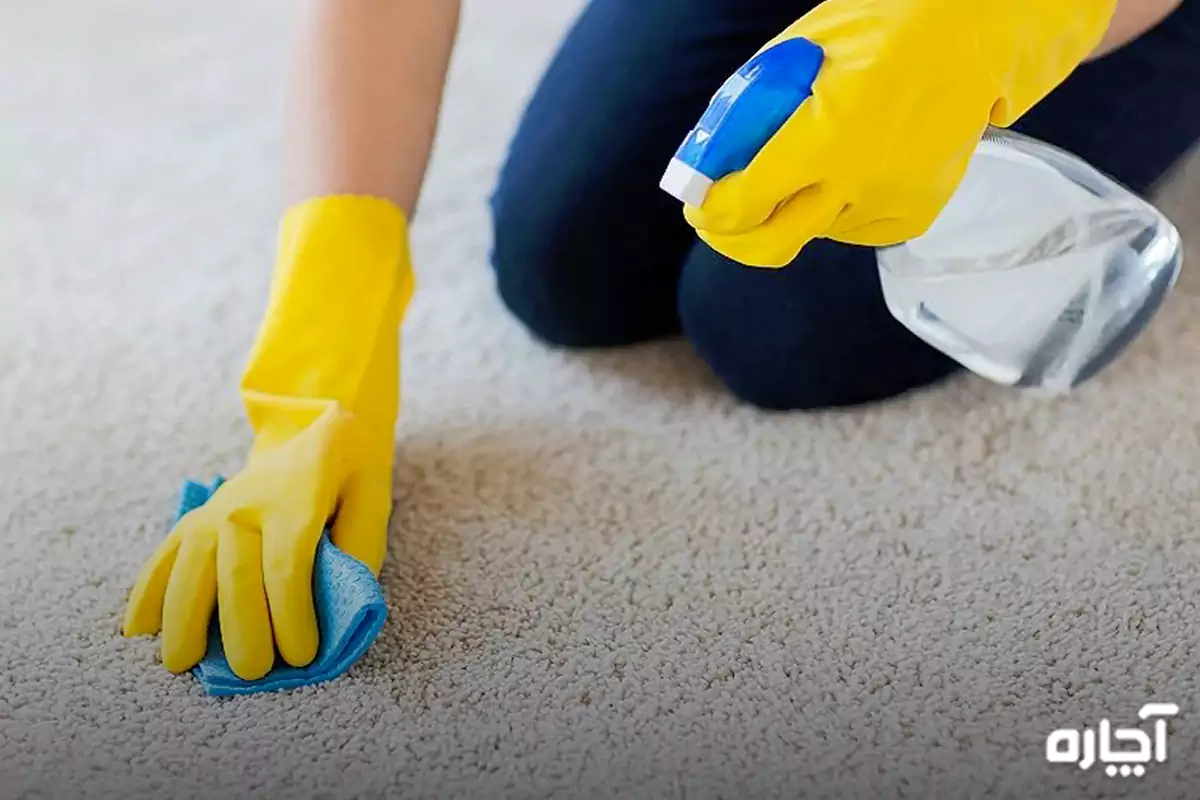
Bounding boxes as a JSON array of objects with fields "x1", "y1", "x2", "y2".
[
  {"x1": 123, "y1": 195, "x2": 413, "y2": 680},
  {"x1": 683, "y1": 0, "x2": 1119, "y2": 267}
]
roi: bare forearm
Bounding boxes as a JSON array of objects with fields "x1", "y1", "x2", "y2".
[
  {"x1": 1093, "y1": 0, "x2": 1184, "y2": 58},
  {"x1": 284, "y1": 0, "x2": 461, "y2": 217}
]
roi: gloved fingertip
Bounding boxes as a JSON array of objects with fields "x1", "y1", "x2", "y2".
[
  {"x1": 697, "y1": 228, "x2": 796, "y2": 270},
  {"x1": 682, "y1": 202, "x2": 709, "y2": 230},
  {"x1": 120, "y1": 609, "x2": 158, "y2": 639},
  {"x1": 832, "y1": 215, "x2": 930, "y2": 247},
  {"x1": 227, "y1": 646, "x2": 275, "y2": 682},
  {"x1": 683, "y1": 182, "x2": 757, "y2": 237},
  {"x1": 276, "y1": 625, "x2": 319, "y2": 669},
  {"x1": 161, "y1": 638, "x2": 207, "y2": 675},
  {"x1": 713, "y1": 182, "x2": 844, "y2": 266},
  {"x1": 121, "y1": 532, "x2": 185, "y2": 639},
  {"x1": 217, "y1": 522, "x2": 276, "y2": 681}
]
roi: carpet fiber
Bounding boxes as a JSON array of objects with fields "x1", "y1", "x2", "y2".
[{"x1": 3, "y1": 2, "x2": 1200, "y2": 798}]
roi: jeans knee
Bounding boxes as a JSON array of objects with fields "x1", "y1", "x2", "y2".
[
  {"x1": 677, "y1": 243, "x2": 961, "y2": 410},
  {"x1": 684, "y1": 309, "x2": 960, "y2": 410},
  {"x1": 489, "y1": 179, "x2": 683, "y2": 349},
  {"x1": 685, "y1": 324, "x2": 865, "y2": 411},
  {"x1": 490, "y1": 196, "x2": 599, "y2": 348}
]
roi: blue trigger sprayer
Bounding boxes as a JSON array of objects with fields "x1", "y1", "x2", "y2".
[
  {"x1": 659, "y1": 37, "x2": 825, "y2": 208},
  {"x1": 660, "y1": 38, "x2": 1183, "y2": 394}
]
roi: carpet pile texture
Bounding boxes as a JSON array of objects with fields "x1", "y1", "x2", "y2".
[{"x1": 3, "y1": 2, "x2": 1200, "y2": 798}]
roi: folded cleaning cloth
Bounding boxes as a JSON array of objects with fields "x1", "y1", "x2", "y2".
[{"x1": 174, "y1": 478, "x2": 387, "y2": 697}]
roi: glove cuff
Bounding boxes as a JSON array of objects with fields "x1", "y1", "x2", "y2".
[
  {"x1": 983, "y1": 0, "x2": 1119, "y2": 125},
  {"x1": 239, "y1": 195, "x2": 414, "y2": 441}
]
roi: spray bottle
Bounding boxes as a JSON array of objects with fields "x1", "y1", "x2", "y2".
[{"x1": 660, "y1": 38, "x2": 1183, "y2": 393}]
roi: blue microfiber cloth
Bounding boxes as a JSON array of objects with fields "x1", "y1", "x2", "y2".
[{"x1": 174, "y1": 477, "x2": 387, "y2": 697}]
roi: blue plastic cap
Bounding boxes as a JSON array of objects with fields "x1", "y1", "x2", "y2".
[{"x1": 660, "y1": 37, "x2": 825, "y2": 207}]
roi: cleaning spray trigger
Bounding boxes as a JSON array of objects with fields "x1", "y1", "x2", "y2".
[{"x1": 659, "y1": 37, "x2": 824, "y2": 208}]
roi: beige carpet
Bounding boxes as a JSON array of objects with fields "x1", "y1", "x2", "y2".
[{"x1": 4, "y1": 2, "x2": 1200, "y2": 798}]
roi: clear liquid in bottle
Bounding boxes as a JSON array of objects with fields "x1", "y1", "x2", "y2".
[{"x1": 876, "y1": 128, "x2": 1183, "y2": 393}]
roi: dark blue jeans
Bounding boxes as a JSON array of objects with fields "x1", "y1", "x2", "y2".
[{"x1": 490, "y1": 0, "x2": 1200, "y2": 410}]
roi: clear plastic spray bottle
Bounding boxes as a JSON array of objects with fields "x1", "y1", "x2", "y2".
[{"x1": 660, "y1": 39, "x2": 1183, "y2": 393}]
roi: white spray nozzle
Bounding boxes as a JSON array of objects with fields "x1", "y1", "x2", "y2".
[{"x1": 659, "y1": 158, "x2": 713, "y2": 208}]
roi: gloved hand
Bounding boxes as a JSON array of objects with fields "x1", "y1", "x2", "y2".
[
  {"x1": 683, "y1": 0, "x2": 1119, "y2": 267},
  {"x1": 123, "y1": 195, "x2": 413, "y2": 680}
]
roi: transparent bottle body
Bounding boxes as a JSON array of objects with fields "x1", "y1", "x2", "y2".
[{"x1": 876, "y1": 128, "x2": 1183, "y2": 393}]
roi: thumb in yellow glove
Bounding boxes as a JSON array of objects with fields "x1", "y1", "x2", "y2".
[
  {"x1": 123, "y1": 195, "x2": 413, "y2": 680},
  {"x1": 682, "y1": 0, "x2": 1119, "y2": 267}
]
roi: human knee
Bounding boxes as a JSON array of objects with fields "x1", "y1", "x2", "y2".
[
  {"x1": 490, "y1": 184, "x2": 603, "y2": 347},
  {"x1": 682, "y1": 307, "x2": 878, "y2": 410},
  {"x1": 678, "y1": 243, "x2": 960, "y2": 410}
]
